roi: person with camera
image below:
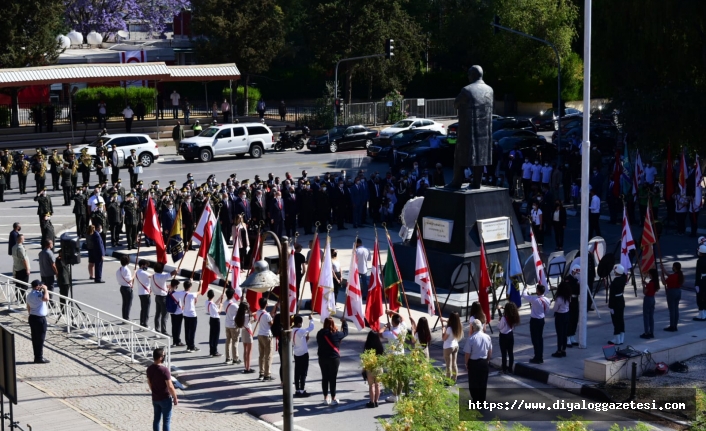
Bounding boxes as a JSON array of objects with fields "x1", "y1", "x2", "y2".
[{"x1": 27, "y1": 280, "x2": 50, "y2": 364}]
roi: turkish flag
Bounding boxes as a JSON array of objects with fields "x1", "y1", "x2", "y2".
[
  {"x1": 478, "y1": 242, "x2": 492, "y2": 323},
  {"x1": 143, "y1": 199, "x2": 167, "y2": 264}
]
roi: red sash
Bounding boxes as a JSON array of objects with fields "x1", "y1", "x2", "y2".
[
  {"x1": 136, "y1": 275, "x2": 150, "y2": 294},
  {"x1": 323, "y1": 333, "x2": 339, "y2": 355}
]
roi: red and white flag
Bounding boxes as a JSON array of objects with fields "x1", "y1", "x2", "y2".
[
  {"x1": 679, "y1": 150, "x2": 688, "y2": 195},
  {"x1": 119, "y1": 50, "x2": 147, "y2": 87},
  {"x1": 640, "y1": 199, "x2": 657, "y2": 274},
  {"x1": 621, "y1": 205, "x2": 636, "y2": 270},
  {"x1": 632, "y1": 150, "x2": 644, "y2": 196},
  {"x1": 318, "y1": 235, "x2": 336, "y2": 322},
  {"x1": 414, "y1": 232, "x2": 435, "y2": 316},
  {"x1": 193, "y1": 203, "x2": 216, "y2": 256},
  {"x1": 288, "y1": 249, "x2": 297, "y2": 313},
  {"x1": 230, "y1": 232, "x2": 242, "y2": 302},
  {"x1": 364, "y1": 238, "x2": 384, "y2": 331},
  {"x1": 345, "y1": 242, "x2": 365, "y2": 330},
  {"x1": 143, "y1": 198, "x2": 167, "y2": 264},
  {"x1": 530, "y1": 229, "x2": 547, "y2": 287}
]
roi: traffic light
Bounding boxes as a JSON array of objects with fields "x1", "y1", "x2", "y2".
[
  {"x1": 385, "y1": 39, "x2": 394, "y2": 59},
  {"x1": 493, "y1": 15, "x2": 500, "y2": 34}
]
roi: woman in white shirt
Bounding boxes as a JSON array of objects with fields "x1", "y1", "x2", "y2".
[
  {"x1": 442, "y1": 312, "x2": 463, "y2": 382},
  {"x1": 409, "y1": 316, "x2": 432, "y2": 359},
  {"x1": 469, "y1": 301, "x2": 487, "y2": 332},
  {"x1": 331, "y1": 249, "x2": 342, "y2": 301},
  {"x1": 235, "y1": 301, "x2": 256, "y2": 373},
  {"x1": 497, "y1": 302, "x2": 520, "y2": 374},
  {"x1": 530, "y1": 201, "x2": 543, "y2": 245},
  {"x1": 552, "y1": 281, "x2": 571, "y2": 358}
]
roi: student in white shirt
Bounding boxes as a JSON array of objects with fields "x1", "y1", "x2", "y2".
[
  {"x1": 588, "y1": 188, "x2": 602, "y2": 238},
  {"x1": 205, "y1": 289, "x2": 223, "y2": 357},
  {"x1": 292, "y1": 315, "x2": 315, "y2": 397},
  {"x1": 409, "y1": 316, "x2": 431, "y2": 359},
  {"x1": 255, "y1": 297, "x2": 277, "y2": 381},
  {"x1": 223, "y1": 289, "x2": 241, "y2": 365},
  {"x1": 379, "y1": 311, "x2": 408, "y2": 402},
  {"x1": 496, "y1": 302, "x2": 520, "y2": 374},
  {"x1": 152, "y1": 263, "x2": 177, "y2": 335},
  {"x1": 134, "y1": 259, "x2": 152, "y2": 328},
  {"x1": 173, "y1": 280, "x2": 199, "y2": 352},
  {"x1": 235, "y1": 301, "x2": 255, "y2": 373},
  {"x1": 552, "y1": 282, "x2": 571, "y2": 358},
  {"x1": 441, "y1": 312, "x2": 463, "y2": 382},
  {"x1": 168, "y1": 279, "x2": 185, "y2": 347},
  {"x1": 116, "y1": 256, "x2": 133, "y2": 321},
  {"x1": 522, "y1": 284, "x2": 551, "y2": 364}
]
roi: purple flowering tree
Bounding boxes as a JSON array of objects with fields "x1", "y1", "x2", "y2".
[{"x1": 64, "y1": 0, "x2": 190, "y2": 39}]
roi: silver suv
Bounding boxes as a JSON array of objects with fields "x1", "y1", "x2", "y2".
[{"x1": 177, "y1": 123, "x2": 274, "y2": 162}]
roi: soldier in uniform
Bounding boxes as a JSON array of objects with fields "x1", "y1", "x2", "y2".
[
  {"x1": 73, "y1": 185, "x2": 87, "y2": 238},
  {"x1": 70, "y1": 156, "x2": 79, "y2": 190},
  {"x1": 16, "y1": 154, "x2": 30, "y2": 194},
  {"x1": 32, "y1": 150, "x2": 47, "y2": 195},
  {"x1": 298, "y1": 181, "x2": 314, "y2": 234},
  {"x1": 126, "y1": 149, "x2": 140, "y2": 189},
  {"x1": 62, "y1": 143, "x2": 73, "y2": 160},
  {"x1": 109, "y1": 143, "x2": 121, "y2": 184},
  {"x1": 79, "y1": 148, "x2": 92, "y2": 186},
  {"x1": 107, "y1": 192, "x2": 123, "y2": 247},
  {"x1": 41, "y1": 213, "x2": 55, "y2": 251},
  {"x1": 91, "y1": 202, "x2": 108, "y2": 251},
  {"x1": 1, "y1": 149, "x2": 12, "y2": 190},
  {"x1": 0, "y1": 164, "x2": 5, "y2": 201},
  {"x1": 61, "y1": 163, "x2": 73, "y2": 205},
  {"x1": 607, "y1": 264, "x2": 627, "y2": 346},
  {"x1": 34, "y1": 187, "x2": 53, "y2": 225},
  {"x1": 48, "y1": 149, "x2": 62, "y2": 191},
  {"x1": 115, "y1": 179, "x2": 126, "y2": 202},
  {"x1": 95, "y1": 147, "x2": 108, "y2": 184},
  {"x1": 122, "y1": 192, "x2": 139, "y2": 250}
]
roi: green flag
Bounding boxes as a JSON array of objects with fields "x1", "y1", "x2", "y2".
[
  {"x1": 201, "y1": 221, "x2": 229, "y2": 294},
  {"x1": 383, "y1": 244, "x2": 402, "y2": 312}
]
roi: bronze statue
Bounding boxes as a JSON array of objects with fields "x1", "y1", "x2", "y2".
[{"x1": 448, "y1": 65, "x2": 494, "y2": 189}]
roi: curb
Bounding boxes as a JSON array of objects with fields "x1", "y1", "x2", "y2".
[{"x1": 512, "y1": 362, "x2": 611, "y2": 402}]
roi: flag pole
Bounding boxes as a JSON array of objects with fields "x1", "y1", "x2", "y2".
[
  {"x1": 383, "y1": 223, "x2": 412, "y2": 321},
  {"x1": 416, "y1": 224, "x2": 444, "y2": 330},
  {"x1": 310, "y1": 225, "x2": 330, "y2": 317},
  {"x1": 132, "y1": 232, "x2": 143, "y2": 273},
  {"x1": 296, "y1": 222, "x2": 319, "y2": 314},
  {"x1": 172, "y1": 241, "x2": 189, "y2": 280}
]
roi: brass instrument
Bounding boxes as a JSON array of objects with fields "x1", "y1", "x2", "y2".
[
  {"x1": 20, "y1": 160, "x2": 29, "y2": 175},
  {"x1": 53, "y1": 155, "x2": 62, "y2": 167},
  {"x1": 39, "y1": 158, "x2": 46, "y2": 177},
  {"x1": 82, "y1": 153, "x2": 92, "y2": 168},
  {"x1": 71, "y1": 160, "x2": 79, "y2": 176},
  {"x1": 4, "y1": 157, "x2": 12, "y2": 172}
]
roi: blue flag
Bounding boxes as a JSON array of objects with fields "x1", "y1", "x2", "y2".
[{"x1": 507, "y1": 230, "x2": 522, "y2": 307}]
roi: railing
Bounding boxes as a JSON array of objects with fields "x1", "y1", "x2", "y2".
[{"x1": 0, "y1": 273, "x2": 171, "y2": 368}]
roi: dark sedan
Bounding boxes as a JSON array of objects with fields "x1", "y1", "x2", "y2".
[
  {"x1": 531, "y1": 108, "x2": 582, "y2": 131},
  {"x1": 493, "y1": 129, "x2": 545, "y2": 144},
  {"x1": 551, "y1": 118, "x2": 615, "y2": 144},
  {"x1": 498, "y1": 136, "x2": 558, "y2": 164},
  {"x1": 367, "y1": 129, "x2": 442, "y2": 159},
  {"x1": 492, "y1": 117, "x2": 538, "y2": 133},
  {"x1": 562, "y1": 125, "x2": 619, "y2": 154},
  {"x1": 397, "y1": 138, "x2": 455, "y2": 169},
  {"x1": 307, "y1": 125, "x2": 379, "y2": 153}
]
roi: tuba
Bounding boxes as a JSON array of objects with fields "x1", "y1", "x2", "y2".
[
  {"x1": 20, "y1": 160, "x2": 29, "y2": 175},
  {"x1": 82, "y1": 153, "x2": 92, "y2": 168},
  {"x1": 4, "y1": 156, "x2": 12, "y2": 172},
  {"x1": 39, "y1": 157, "x2": 46, "y2": 177},
  {"x1": 53, "y1": 154, "x2": 62, "y2": 167},
  {"x1": 72, "y1": 160, "x2": 79, "y2": 176}
]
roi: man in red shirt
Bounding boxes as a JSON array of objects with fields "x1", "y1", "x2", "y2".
[{"x1": 147, "y1": 348, "x2": 178, "y2": 430}]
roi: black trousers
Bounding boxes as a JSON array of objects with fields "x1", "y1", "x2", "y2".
[
  {"x1": 139, "y1": 294, "x2": 151, "y2": 327},
  {"x1": 130, "y1": 173, "x2": 138, "y2": 189},
  {"x1": 209, "y1": 317, "x2": 220, "y2": 355},
  {"x1": 318, "y1": 357, "x2": 340, "y2": 398},
  {"x1": 183, "y1": 225, "x2": 193, "y2": 247},
  {"x1": 4, "y1": 172, "x2": 11, "y2": 189},
  {"x1": 553, "y1": 222, "x2": 564, "y2": 249},
  {"x1": 75, "y1": 214, "x2": 86, "y2": 237},
  {"x1": 18, "y1": 174, "x2": 27, "y2": 194},
  {"x1": 59, "y1": 283, "x2": 70, "y2": 315},
  {"x1": 498, "y1": 332, "x2": 514, "y2": 372},
  {"x1": 467, "y1": 358, "x2": 489, "y2": 403},
  {"x1": 28, "y1": 315, "x2": 47, "y2": 361},
  {"x1": 81, "y1": 171, "x2": 90, "y2": 186},
  {"x1": 294, "y1": 353, "x2": 309, "y2": 391},
  {"x1": 589, "y1": 213, "x2": 601, "y2": 237},
  {"x1": 120, "y1": 285, "x2": 133, "y2": 321},
  {"x1": 63, "y1": 184, "x2": 72, "y2": 204},
  {"x1": 35, "y1": 177, "x2": 45, "y2": 195},
  {"x1": 110, "y1": 223, "x2": 120, "y2": 245},
  {"x1": 154, "y1": 296, "x2": 168, "y2": 333},
  {"x1": 554, "y1": 311, "x2": 569, "y2": 351},
  {"x1": 124, "y1": 117, "x2": 133, "y2": 133},
  {"x1": 611, "y1": 301, "x2": 625, "y2": 334},
  {"x1": 529, "y1": 317, "x2": 545, "y2": 360},
  {"x1": 170, "y1": 313, "x2": 183, "y2": 345},
  {"x1": 41, "y1": 275, "x2": 54, "y2": 291},
  {"x1": 691, "y1": 211, "x2": 700, "y2": 235},
  {"x1": 111, "y1": 167, "x2": 120, "y2": 185},
  {"x1": 15, "y1": 269, "x2": 28, "y2": 301},
  {"x1": 184, "y1": 316, "x2": 198, "y2": 350},
  {"x1": 0, "y1": 185, "x2": 4, "y2": 201},
  {"x1": 125, "y1": 224, "x2": 137, "y2": 248},
  {"x1": 676, "y1": 212, "x2": 687, "y2": 234},
  {"x1": 97, "y1": 170, "x2": 106, "y2": 185},
  {"x1": 94, "y1": 257, "x2": 103, "y2": 281}
]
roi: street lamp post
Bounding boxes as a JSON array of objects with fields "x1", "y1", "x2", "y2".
[
  {"x1": 241, "y1": 233, "x2": 293, "y2": 431},
  {"x1": 334, "y1": 54, "x2": 385, "y2": 125}
]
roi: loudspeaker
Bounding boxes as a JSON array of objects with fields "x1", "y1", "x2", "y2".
[{"x1": 60, "y1": 233, "x2": 81, "y2": 265}]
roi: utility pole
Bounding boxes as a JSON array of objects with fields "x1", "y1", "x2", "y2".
[{"x1": 491, "y1": 17, "x2": 563, "y2": 163}]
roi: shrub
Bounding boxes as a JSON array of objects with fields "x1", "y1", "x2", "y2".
[
  {"x1": 73, "y1": 86, "x2": 157, "y2": 122},
  {"x1": 382, "y1": 90, "x2": 405, "y2": 124},
  {"x1": 223, "y1": 86, "x2": 261, "y2": 116}
]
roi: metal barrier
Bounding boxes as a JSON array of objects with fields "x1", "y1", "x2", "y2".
[
  {"x1": 425, "y1": 98, "x2": 456, "y2": 119},
  {"x1": 0, "y1": 274, "x2": 171, "y2": 369}
]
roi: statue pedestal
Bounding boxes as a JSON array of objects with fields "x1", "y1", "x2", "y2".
[{"x1": 393, "y1": 186, "x2": 531, "y2": 318}]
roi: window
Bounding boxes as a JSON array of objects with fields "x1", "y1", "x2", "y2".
[
  {"x1": 352, "y1": 127, "x2": 365, "y2": 134},
  {"x1": 422, "y1": 120, "x2": 433, "y2": 126},
  {"x1": 412, "y1": 121, "x2": 422, "y2": 128},
  {"x1": 137, "y1": 136, "x2": 149, "y2": 144},
  {"x1": 124, "y1": 136, "x2": 141, "y2": 146},
  {"x1": 216, "y1": 129, "x2": 231, "y2": 139},
  {"x1": 232, "y1": 127, "x2": 245, "y2": 137},
  {"x1": 246, "y1": 126, "x2": 269, "y2": 136},
  {"x1": 109, "y1": 137, "x2": 127, "y2": 147},
  {"x1": 199, "y1": 127, "x2": 220, "y2": 138}
]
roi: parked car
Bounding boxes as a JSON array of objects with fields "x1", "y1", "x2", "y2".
[
  {"x1": 492, "y1": 117, "x2": 538, "y2": 133},
  {"x1": 379, "y1": 118, "x2": 446, "y2": 138},
  {"x1": 562, "y1": 125, "x2": 620, "y2": 154},
  {"x1": 177, "y1": 123, "x2": 274, "y2": 162},
  {"x1": 367, "y1": 129, "x2": 443, "y2": 159},
  {"x1": 446, "y1": 122, "x2": 458, "y2": 144},
  {"x1": 531, "y1": 108, "x2": 582, "y2": 131},
  {"x1": 493, "y1": 129, "x2": 545, "y2": 144},
  {"x1": 75, "y1": 134, "x2": 160, "y2": 167},
  {"x1": 308, "y1": 125, "x2": 378, "y2": 153},
  {"x1": 397, "y1": 138, "x2": 455, "y2": 168},
  {"x1": 498, "y1": 136, "x2": 558, "y2": 164}
]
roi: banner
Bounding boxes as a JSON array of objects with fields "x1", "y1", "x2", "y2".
[{"x1": 119, "y1": 50, "x2": 147, "y2": 87}]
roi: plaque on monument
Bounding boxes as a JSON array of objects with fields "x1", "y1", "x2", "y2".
[
  {"x1": 422, "y1": 217, "x2": 454, "y2": 243},
  {"x1": 478, "y1": 217, "x2": 510, "y2": 243}
]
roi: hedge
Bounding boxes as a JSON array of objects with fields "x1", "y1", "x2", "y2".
[
  {"x1": 223, "y1": 86, "x2": 261, "y2": 115},
  {"x1": 73, "y1": 86, "x2": 157, "y2": 122}
]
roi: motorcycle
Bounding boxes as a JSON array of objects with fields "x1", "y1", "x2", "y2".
[{"x1": 273, "y1": 127, "x2": 309, "y2": 151}]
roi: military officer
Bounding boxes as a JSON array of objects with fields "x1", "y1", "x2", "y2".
[{"x1": 34, "y1": 187, "x2": 53, "y2": 225}]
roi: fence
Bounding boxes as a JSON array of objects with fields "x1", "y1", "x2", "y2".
[{"x1": 0, "y1": 274, "x2": 171, "y2": 369}]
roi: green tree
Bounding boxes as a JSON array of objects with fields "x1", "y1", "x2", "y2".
[
  {"x1": 191, "y1": 0, "x2": 285, "y2": 113},
  {"x1": 0, "y1": 0, "x2": 65, "y2": 127},
  {"x1": 309, "y1": 0, "x2": 423, "y2": 102},
  {"x1": 592, "y1": 1, "x2": 706, "y2": 152}
]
